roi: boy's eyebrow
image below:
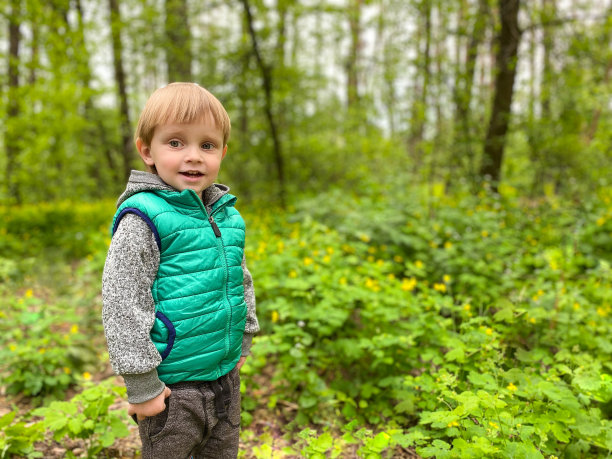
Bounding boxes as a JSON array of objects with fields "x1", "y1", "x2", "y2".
[{"x1": 158, "y1": 127, "x2": 222, "y2": 142}]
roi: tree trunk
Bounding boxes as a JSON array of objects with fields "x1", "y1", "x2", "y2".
[
  {"x1": 585, "y1": 57, "x2": 612, "y2": 144},
  {"x1": 108, "y1": 0, "x2": 133, "y2": 182},
  {"x1": 165, "y1": 0, "x2": 192, "y2": 82},
  {"x1": 479, "y1": 0, "x2": 521, "y2": 190},
  {"x1": 6, "y1": 0, "x2": 21, "y2": 203},
  {"x1": 541, "y1": 0, "x2": 555, "y2": 120},
  {"x1": 450, "y1": 0, "x2": 488, "y2": 187},
  {"x1": 240, "y1": 0, "x2": 286, "y2": 208},
  {"x1": 409, "y1": 0, "x2": 431, "y2": 148},
  {"x1": 346, "y1": 0, "x2": 362, "y2": 108},
  {"x1": 75, "y1": 0, "x2": 118, "y2": 189}
]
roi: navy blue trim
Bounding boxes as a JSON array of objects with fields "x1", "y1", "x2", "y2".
[
  {"x1": 113, "y1": 208, "x2": 161, "y2": 251},
  {"x1": 156, "y1": 311, "x2": 176, "y2": 360}
]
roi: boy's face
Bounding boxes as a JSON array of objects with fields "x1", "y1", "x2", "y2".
[{"x1": 137, "y1": 119, "x2": 227, "y2": 198}]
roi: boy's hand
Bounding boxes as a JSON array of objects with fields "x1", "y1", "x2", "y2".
[
  {"x1": 236, "y1": 356, "x2": 247, "y2": 371},
  {"x1": 128, "y1": 386, "x2": 171, "y2": 421}
]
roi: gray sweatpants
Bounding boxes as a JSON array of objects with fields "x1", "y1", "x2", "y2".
[{"x1": 137, "y1": 367, "x2": 241, "y2": 459}]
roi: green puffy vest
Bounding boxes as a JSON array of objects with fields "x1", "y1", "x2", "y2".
[{"x1": 111, "y1": 189, "x2": 247, "y2": 384}]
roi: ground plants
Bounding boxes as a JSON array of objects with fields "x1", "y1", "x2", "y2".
[
  {"x1": 31, "y1": 380, "x2": 130, "y2": 458},
  {"x1": 2, "y1": 185, "x2": 611, "y2": 457},
  {"x1": 0, "y1": 290, "x2": 98, "y2": 401},
  {"x1": 241, "y1": 184, "x2": 612, "y2": 457}
]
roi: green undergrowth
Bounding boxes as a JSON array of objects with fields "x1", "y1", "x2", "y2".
[{"x1": 1, "y1": 185, "x2": 611, "y2": 458}]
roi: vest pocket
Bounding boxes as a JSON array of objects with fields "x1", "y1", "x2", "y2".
[{"x1": 155, "y1": 311, "x2": 176, "y2": 360}]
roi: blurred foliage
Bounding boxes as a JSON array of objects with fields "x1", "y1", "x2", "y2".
[{"x1": 0, "y1": 0, "x2": 610, "y2": 204}]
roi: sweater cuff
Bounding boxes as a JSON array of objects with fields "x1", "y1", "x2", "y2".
[
  {"x1": 122, "y1": 369, "x2": 166, "y2": 404},
  {"x1": 241, "y1": 333, "x2": 254, "y2": 357}
]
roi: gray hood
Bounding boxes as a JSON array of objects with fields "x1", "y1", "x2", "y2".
[{"x1": 117, "y1": 170, "x2": 230, "y2": 210}]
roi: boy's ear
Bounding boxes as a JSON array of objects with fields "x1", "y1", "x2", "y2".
[
  {"x1": 136, "y1": 138, "x2": 155, "y2": 167},
  {"x1": 222, "y1": 145, "x2": 228, "y2": 160}
]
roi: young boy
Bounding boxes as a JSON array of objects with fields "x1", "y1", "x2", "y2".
[{"x1": 102, "y1": 83, "x2": 259, "y2": 458}]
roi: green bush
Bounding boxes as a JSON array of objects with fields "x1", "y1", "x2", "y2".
[
  {"x1": 0, "y1": 292, "x2": 98, "y2": 401},
  {"x1": 240, "y1": 185, "x2": 612, "y2": 457},
  {"x1": 32, "y1": 380, "x2": 130, "y2": 458}
]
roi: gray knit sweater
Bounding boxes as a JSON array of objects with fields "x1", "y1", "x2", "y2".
[{"x1": 102, "y1": 170, "x2": 260, "y2": 404}]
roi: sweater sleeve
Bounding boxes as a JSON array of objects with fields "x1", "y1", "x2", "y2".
[
  {"x1": 241, "y1": 254, "x2": 260, "y2": 356},
  {"x1": 102, "y1": 213, "x2": 166, "y2": 404}
]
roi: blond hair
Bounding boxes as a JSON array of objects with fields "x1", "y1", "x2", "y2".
[{"x1": 134, "y1": 83, "x2": 231, "y2": 147}]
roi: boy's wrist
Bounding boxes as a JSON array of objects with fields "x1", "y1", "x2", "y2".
[
  {"x1": 241, "y1": 333, "x2": 254, "y2": 357},
  {"x1": 122, "y1": 368, "x2": 165, "y2": 404}
]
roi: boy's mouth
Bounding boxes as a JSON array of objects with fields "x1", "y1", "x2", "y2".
[{"x1": 180, "y1": 171, "x2": 204, "y2": 177}]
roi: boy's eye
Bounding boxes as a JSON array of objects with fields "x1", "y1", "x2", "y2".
[
  {"x1": 169, "y1": 140, "x2": 181, "y2": 148},
  {"x1": 201, "y1": 142, "x2": 215, "y2": 150}
]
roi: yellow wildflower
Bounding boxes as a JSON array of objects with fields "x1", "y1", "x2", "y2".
[
  {"x1": 64, "y1": 367, "x2": 72, "y2": 374},
  {"x1": 25, "y1": 289, "x2": 33, "y2": 298},
  {"x1": 485, "y1": 328, "x2": 493, "y2": 336},
  {"x1": 342, "y1": 244, "x2": 355, "y2": 254},
  {"x1": 303, "y1": 257, "x2": 314, "y2": 266},
  {"x1": 415, "y1": 260, "x2": 424, "y2": 268},
  {"x1": 376, "y1": 259, "x2": 384, "y2": 267},
  {"x1": 289, "y1": 270, "x2": 298, "y2": 278},
  {"x1": 596, "y1": 217, "x2": 606, "y2": 226},
  {"x1": 323, "y1": 255, "x2": 331, "y2": 264},
  {"x1": 326, "y1": 247, "x2": 335, "y2": 255},
  {"x1": 573, "y1": 302, "x2": 580, "y2": 311},
  {"x1": 529, "y1": 317, "x2": 536, "y2": 324},
  {"x1": 365, "y1": 278, "x2": 380, "y2": 292},
  {"x1": 597, "y1": 307, "x2": 608, "y2": 317},
  {"x1": 481, "y1": 230, "x2": 489, "y2": 238},
  {"x1": 443, "y1": 274, "x2": 451, "y2": 283},
  {"x1": 507, "y1": 382, "x2": 518, "y2": 392},
  {"x1": 39, "y1": 348, "x2": 46, "y2": 354},
  {"x1": 82, "y1": 372, "x2": 92, "y2": 380},
  {"x1": 339, "y1": 277, "x2": 347, "y2": 285},
  {"x1": 444, "y1": 241, "x2": 453, "y2": 249},
  {"x1": 70, "y1": 324, "x2": 79, "y2": 334},
  {"x1": 368, "y1": 246, "x2": 377, "y2": 254},
  {"x1": 401, "y1": 278, "x2": 417, "y2": 292},
  {"x1": 359, "y1": 234, "x2": 371, "y2": 243},
  {"x1": 489, "y1": 421, "x2": 499, "y2": 429},
  {"x1": 9, "y1": 344, "x2": 16, "y2": 352},
  {"x1": 447, "y1": 421, "x2": 459, "y2": 427},
  {"x1": 271, "y1": 311, "x2": 279, "y2": 323},
  {"x1": 463, "y1": 304, "x2": 471, "y2": 311},
  {"x1": 433, "y1": 283, "x2": 447, "y2": 293}
]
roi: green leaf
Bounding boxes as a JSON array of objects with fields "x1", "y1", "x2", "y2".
[
  {"x1": 100, "y1": 430, "x2": 115, "y2": 448},
  {"x1": 0, "y1": 411, "x2": 16, "y2": 429},
  {"x1": 68, "y1": 418, "x2": 83, "y2": 435},
  {"x1": 110, "y1": 416, "x2": 129, "y2": 438},
  {"x1": 368, "y1": 432, "x2": 391, "y2": 452},
  {"x1": 550, "y1": 422, "x2": 570, "y2": 443},
  {"x1": 467, "y1": 371, "x2": 498, "y2": 390},
  {"x1": 445, "y1": 348, "x2": 465, "y2": 362},
  {"x1": 493, "y1": 307, "x2": 514, "y2": 322}
]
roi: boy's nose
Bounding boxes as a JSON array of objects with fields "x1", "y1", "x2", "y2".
[{"x1": 184, "y1": 146, "x2": 202, "y2": 162}]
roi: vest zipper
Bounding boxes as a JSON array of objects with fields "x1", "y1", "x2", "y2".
[
  {"x1": 209, "y1": 207, "x2": 232, "y2": 361},
  {"x1": 209, "y1": 215, "x2": 222, "y2": 237}
]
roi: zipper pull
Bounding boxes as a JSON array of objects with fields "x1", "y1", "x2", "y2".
[{"x1": 209, "y1": 215, "x2": 222, "y2": 237}]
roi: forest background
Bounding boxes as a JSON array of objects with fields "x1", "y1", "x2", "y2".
[{"x1": 1, "y1": 0, "x2": 611, "y2": 458}]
